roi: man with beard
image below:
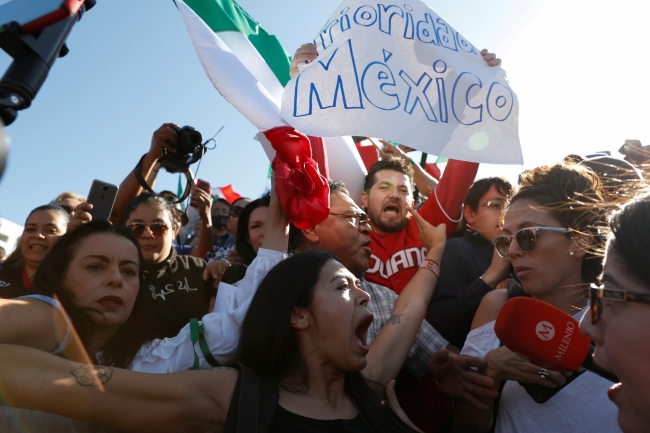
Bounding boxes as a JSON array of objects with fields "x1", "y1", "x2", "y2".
[{"x1": 361, "y1": 157, "x2": 478, "y2": 293}]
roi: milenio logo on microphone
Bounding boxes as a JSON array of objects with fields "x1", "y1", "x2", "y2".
[{"x1": 535, "y1": 321, "x2": 556, "y2": 341}]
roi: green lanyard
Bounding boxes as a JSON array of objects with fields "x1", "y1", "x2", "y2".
[{"x1": 190, "y1": 318, "x2": 221, "y2": 369}]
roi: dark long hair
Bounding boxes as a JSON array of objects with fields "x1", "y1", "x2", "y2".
[
  {"x1": 609, "y1": 191, "x2": 650, "y2": 285},
  {"x1": 33, "y1": 220, "x2": 159, "y2": 368},
  {"x1": 235, "y1": 193, "x2": 271, "y2": 265},
  {"x1": 236, "y1": 251, "x2": 415, "y2": 433},
  {"x1": 508, "y1": 159, "x2": 608, "y2": 284}
]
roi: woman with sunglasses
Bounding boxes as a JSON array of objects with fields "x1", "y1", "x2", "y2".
[
  {"x1": 122, "y1": 193, "x2": 216, "y2": 339},
  {"x1": 453, "y1": 161, "x2": 621, "y2": 433},
  {"x1": 580, "y1": 191, "x2": 650, "y2": 433},
  {"x1": 0, "y1": 205, "x2": 70, "y2": 299}
]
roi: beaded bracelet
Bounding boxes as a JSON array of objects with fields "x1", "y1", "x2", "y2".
[{"x1": 419, "y1": 259, "x2": 440, "y2": 278}]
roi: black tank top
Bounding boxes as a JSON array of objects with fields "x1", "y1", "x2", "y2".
[
  {"x1": 222, "y1": 367, "x2": 376, "y2": 433},
  {"x1": 268, "y1": 406, "x2": 375, "y2": 433}
]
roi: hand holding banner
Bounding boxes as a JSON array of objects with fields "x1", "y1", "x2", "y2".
[{"x1": 281, "y1": 0, "x2": 523, "y2": 164}]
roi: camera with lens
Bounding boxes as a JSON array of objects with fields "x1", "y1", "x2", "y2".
[{"x1": 160, "y1": 125, "x2": 206, "y2": 173}]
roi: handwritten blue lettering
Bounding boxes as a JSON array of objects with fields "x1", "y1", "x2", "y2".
[
  {"x1": 354, "y1": 5, "x2": 378, "y2": 26},
  {"x1": 362, "y1": 61, "x2": 400, "y2": 110},
  {"x1": 378, "y1": 4, "x2": 404, "y2": 35},
  {"x1": 452, "y1": 72, "x2": 483, "y2": 125},
  {"x1": 293, "y1": 39, "x2": 364, "y2": 117},
  {"x1": 486, "y1": 82, "x2": 514, "y2": 121},
  {"x1": 399, "y1": 70, "x2": 438, "y2": 122}
]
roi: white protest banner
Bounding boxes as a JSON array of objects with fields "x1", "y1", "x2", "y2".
[{"x1": 281, "y1": 0, "x2": 523, "y2": 164}]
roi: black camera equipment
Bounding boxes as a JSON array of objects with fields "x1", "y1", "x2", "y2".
[
  {"x1": 0, "y1": 0, "x2": 96, "y2": 180},
  {"x1": 161, "y1": 125, "x2": 206, "y2": 174},
  {"x1": 133, "y1": 125, "x2": 209, "y2": 204}
]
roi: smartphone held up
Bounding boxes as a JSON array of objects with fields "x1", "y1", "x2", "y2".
[{"x1": 86, "y1": 180, "x2": 118, "y2": 221}]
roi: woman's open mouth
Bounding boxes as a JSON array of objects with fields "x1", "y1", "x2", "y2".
[{"x1": 354, "y1": 313, "x2": 374, "y2": 354}]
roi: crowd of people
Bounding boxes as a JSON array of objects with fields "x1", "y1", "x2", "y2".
[{"x1": 0, "y1": 46, "x2": 649, "y2": 433}]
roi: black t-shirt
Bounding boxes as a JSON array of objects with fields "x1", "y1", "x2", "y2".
[
  {"x1": 0, "y1": 266, "x2": 35, "y2": 299},
  {"x1": 269, "y1": 406, "x2": 375, "y2": 433},
  {"x1": 143, "y1": 248, "x2": 215, "y2": 339}
]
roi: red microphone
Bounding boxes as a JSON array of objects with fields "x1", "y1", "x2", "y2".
[{"x1": 494, "y1": 297, "x2": 590, "y2": 372}]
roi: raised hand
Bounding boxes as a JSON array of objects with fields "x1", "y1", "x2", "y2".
[
  {"x1": 67, "y1": 203, "x2": 94, "y2": 231},
  {"x1": 407, "y1": 205, "x2": 446, "y2": 253},
  {"x1": 482, "y1": 249, "x2": 511, "y2": 289},
  {"x1": 148, "y1": 123, "x2": 179, "y2": 161},
  {"x1": 480, "y1": 49, "x2": 502, "y2": 67},
  {"x1": 189, "y1": 186, "x2": 212, "y2": 221},
  {"x1": 290, "y1": 43, "x2": 318, "y2": 79},
  {"x1": 379, "y1": 141, "x2": 409, "y2": 162}
]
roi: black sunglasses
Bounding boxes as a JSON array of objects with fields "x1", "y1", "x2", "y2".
[
  {"x1": 127, "y1": 223, "x2": 170, "y2": 239},
  {"x1": 589, "y1": 284, "x2": 650, "y2": 324},
  {"x1": 492, "y1": 226, "x2": 569, "y2": 257}
]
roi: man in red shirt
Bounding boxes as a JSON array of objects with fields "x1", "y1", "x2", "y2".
[{"x1": 361, "y1": 157, "x2": 478, "y2": 293}]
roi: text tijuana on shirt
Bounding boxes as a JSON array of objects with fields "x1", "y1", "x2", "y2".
[{"x1": 366, "y1": 246, "x2": 428, "y2": 279}]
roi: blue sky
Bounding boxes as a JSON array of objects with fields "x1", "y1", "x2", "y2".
[{"x1": 1, "y1": 0, "x2": 648, "y2": 225}]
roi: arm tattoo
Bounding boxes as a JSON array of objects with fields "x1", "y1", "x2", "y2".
[
  {"x1": 71, "y1": 365, "x2": 113, "y2": 387},
  {"x1": 387, "y1": 314, "x2": 403, "y2": 325}
]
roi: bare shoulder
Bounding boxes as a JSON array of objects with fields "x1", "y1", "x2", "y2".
[
  {"x1": 470, "y1": 289, "x2": 509, "y2": 330},
  {"x1": 0, "y1": 297, "x2": 67, "y2": 341}
]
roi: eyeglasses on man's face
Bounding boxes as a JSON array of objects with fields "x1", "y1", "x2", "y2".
[{"x1": 329, "y1": 212, "x2": 370, "y2": 228}]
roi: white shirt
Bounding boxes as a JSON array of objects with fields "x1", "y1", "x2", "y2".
[
  {"x1": 461, "y1": 307, "x2": 621, "y2": 433},
  {"x1": 130, "y1": 247, "x2": 287, "y2": 372}
]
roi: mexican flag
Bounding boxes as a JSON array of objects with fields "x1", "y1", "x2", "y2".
[
  {"x1": 175, "y1": 0, "x2": 288, "y2": 131},
  {"x1": 175, "y1": 0, "x2": 368, "y2": 203}
]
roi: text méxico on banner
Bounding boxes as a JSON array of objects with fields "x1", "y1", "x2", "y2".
[{"x1": 281, "y1": 0, "x2": 523, "y2": 165}]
